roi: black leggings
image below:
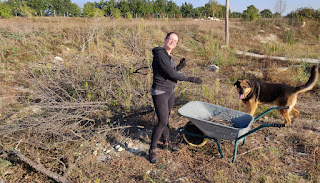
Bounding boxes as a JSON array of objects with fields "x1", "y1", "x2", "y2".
[{"x1": 150, "y1": 92, "x2": 175, "y2": 150}]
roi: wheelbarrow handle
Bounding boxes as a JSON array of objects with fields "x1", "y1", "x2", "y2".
[
  {"x1": 254, "y1": 106, "x2": 289, "y2": 121},
  {"x1": 278, "y1": 106, "x2": 289, "y2": 110},
  {"x1": 237, "y1": 123, "x2": 285, "y2": 141},
  {"x1": 271, "y1": 123, "x2": 286, "y2": 128}
]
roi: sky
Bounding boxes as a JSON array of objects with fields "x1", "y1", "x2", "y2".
[{"x1": 75, "y1": 0, "x2": 320, "y2": 15}]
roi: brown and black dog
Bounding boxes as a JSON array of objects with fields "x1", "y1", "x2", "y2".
[{"x1": 234, "y1": 65, "x2": 318, "y2": 126}]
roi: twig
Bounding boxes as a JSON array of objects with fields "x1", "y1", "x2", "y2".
[
  {"x1": 15, "y1": 139, "x2": 22, "y2": 151},
  {"x1": 97, "y1": 125, "x2": 144, "y2": 134},
  {"x1": 237, "y1": 146, "x2": 264, "y2": 156}
]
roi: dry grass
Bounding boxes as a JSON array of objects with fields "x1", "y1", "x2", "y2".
[{"x1": 0, "y1": 17, "x2": 319, "y2": 182}]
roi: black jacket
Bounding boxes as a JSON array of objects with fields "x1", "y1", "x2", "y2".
[{"x1": 152, "y1": 47, "x2": 188, "y2": 92}]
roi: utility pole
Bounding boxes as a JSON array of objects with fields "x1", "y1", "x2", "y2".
[{"x1": 225, "y1": 0, "x2": 229, "y2": 47}]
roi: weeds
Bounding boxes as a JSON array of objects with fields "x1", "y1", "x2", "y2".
[
  {"x1": 284, "y1": 29, "x2": 296, "y2": 45},
  {"x1": 264, "y1": 42, "x2": 283, "y2": 55}
]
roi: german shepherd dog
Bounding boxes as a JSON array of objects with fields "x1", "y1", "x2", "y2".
[{"x1": 234, "y1": 65, "x2": 318, "y2": 126}]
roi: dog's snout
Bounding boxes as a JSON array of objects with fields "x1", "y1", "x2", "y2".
[{"x1": 239, "y1": 89, "x2": 244, "y2": 94}]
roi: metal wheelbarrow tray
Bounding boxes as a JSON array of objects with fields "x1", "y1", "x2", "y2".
[{"x1": 177, "y1": 101, "x2": 288, "y2": 163}]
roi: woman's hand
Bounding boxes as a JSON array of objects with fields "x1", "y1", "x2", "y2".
[
  {"x1": 187, "y1": 77, "x2": 202, "y2": 84},
  {"x1": 176, "y1": 58, "x2": 186, "y2": 71}
]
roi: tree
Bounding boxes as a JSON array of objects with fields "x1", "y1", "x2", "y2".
[
  {"x1": 62, "y1": 0, "x2": 79, "y2": 17},
  {"x1": 192, "y1": 7, "x2": 201, "y2": 17},
  {"x1": 153, "y1": 0, "x2": 165, "y2": 17},
  {"x1": 83, "y1": 2, "x2": 105, "y2": 17},
  {"x1": 19, "y1": 1, "x2": 36, "y2": 17},
  {"x1": 67, "y1": 3, "x2": 81, "y2": 17},
  {"x1": 205, "y1": 0, "x2": 219, "y2": 17},
  {"x1": 260, "y1": 9, "x2": 272, "y2": 18},
  {"x1": 243, "y1": 5, "x2": 260, "y2": 21},
  {"x1": 117, "y1": 0, "x2": 130, "y2": 14},
  {"x1": 196, "y1": 6, "x2": 207, "y2": 18},
  {"x1": 26, "y1": 0, "x2": 48, "y2": 16},
  {"x1": 166, "y1": 0, "x2": 180, "y2": 18},
  {"x1": 47, "y1": 0, "x2": 63, "y2": 16},
  {"x1": 129, "y1": 0, "x2": 143, "y2": 17},
  {"x1": 0, "y1": 2, "x2": 13, "y2": 18},
  {"x1": 141, "y1": 0, "x2": 153, "y2": 15},
  {"x1": 180, "y1": 2, "x2": 193, "y2": 18},
  {"x1": 101, "y1": 0, "x2": 117, "y2": 17},
  {"x1": 6, "y1": 0, "x2": 24, "y2": 16},
  {"x1": 215, "y1": 4, "x2": 225, "y2": 18},
  {"x1": 286, "y1": 8, "x2": 318, "y2": 21},
  {"x1": 230, "y1": 12, "x2": 242, "y2": 18}
]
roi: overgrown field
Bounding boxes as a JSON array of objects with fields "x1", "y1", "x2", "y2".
[{"x1": 0, "y1": 17, "x2": 319, "y2": 182}]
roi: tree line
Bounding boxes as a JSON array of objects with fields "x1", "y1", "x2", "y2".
[{"x1": 0, "y1": 0, "x2": 319, "y2": 21}]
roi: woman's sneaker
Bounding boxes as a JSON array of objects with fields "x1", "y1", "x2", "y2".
[
  {"x1": 149, "y1": 149, "x2": 158, "y2": 164},
  {"x1": 163, "y1": 142, "x2": 179, "y2": 152}
]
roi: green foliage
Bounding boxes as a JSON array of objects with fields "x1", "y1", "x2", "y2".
[
  {"x1": 205, "y1": 0, "x2": 224, "y2": 18},
  {"x1": 84, "y1": 3, "x2": 105, "y2": 18},
  {"x1": 273, "y1": 12, "x2": 281, "y2": 18},
  {"x1": 126, "y1": 12, "x2": 132, "y2": 19},
  {"x1": 260, "y1": 9, "x2": 272, "y2": 18},
  {"x1": 118, "y1": 0, "x2": 130, "y2": 14},
  {"x1": 230, "y1": 12, "x2": 242, "y2": 18},
  {"x1": 0, "y1": 159, "x2": 12, "y2": 174},
  {"x1": 286, "y1": 8, "x2": 320, "y2": 21},
  {"x1": 284, "y1": 29, "x2": 296, "y2": 45},
  {"x1": 243, "y1": 5, "x2": 260, "y2": 21},
  {"x1": 0, "y1": 0, "x2": 226, "y2": 19},
  {"x1": 180, "y1": 2, "x2": 193, "y2": 18},
  {"x1": 66, "y1": 3, "x2": 81, "y2": 17},
  {"x1": 153, "y1": 0, "x2": 166, "y2": 15},
  {"x1": 19, "y1": 2, "x2": 37, "y2": 18},
  {"x1": 201, "y1": 34, "x2": 225, "y2": 66},
  {"x1": 264, "y1": 43, "x2": 283, "y2": 55},
  {"x1": 112, "y1": 8, "x2": 121, "y2": 18},
  {"x1": 0, "y1": 2, "x2": 12, "y2": 19},
  {"x1": 26, "y1": 0, "x2": 48, "y2": 16},
  {"x1": 166, "y1": 0, "x2": 180, "y2": 18}
]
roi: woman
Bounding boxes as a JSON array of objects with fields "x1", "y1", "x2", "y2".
[{"x1": 149, "y1": 32, "x2": 202, "y2": 163}]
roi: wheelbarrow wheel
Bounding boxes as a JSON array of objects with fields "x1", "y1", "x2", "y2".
[{"x1": 182, "y1": 122, "x2": 208, "y2": 147}]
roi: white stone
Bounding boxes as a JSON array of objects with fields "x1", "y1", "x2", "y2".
[{"x1": 54, "y1": 56, "x2": 64, "y2": 62}]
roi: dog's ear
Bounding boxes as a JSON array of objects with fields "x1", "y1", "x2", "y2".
[
  {"x1": 246, "y1": 80, "x2": 251, "y2": 87},
  {"x1": 234, "y1": 80, "x2": 240, "y2": 86}
]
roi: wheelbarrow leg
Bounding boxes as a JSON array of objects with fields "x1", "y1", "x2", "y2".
[
  {"x1": 232, "y1": 140, "x2": 240, "y2": 163},
  {"x1": 241, "y1": 137, "x2": 246, "y2": 147},
  {"x1": 213, "y1": 138, "x2": 224, "y2": 158}
]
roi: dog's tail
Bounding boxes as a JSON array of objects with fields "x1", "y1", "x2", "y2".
[{"x1": 295, "y1": 65, "x2": 319, "y2": 94}]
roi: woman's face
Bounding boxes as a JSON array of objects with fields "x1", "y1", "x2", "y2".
[{"x1": 164, "y1": 33, "x2": 178, "y2": 52}]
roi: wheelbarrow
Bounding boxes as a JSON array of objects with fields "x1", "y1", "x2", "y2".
[{"x1": 177, "y1": 101, "x2": 288, "y2": 163}]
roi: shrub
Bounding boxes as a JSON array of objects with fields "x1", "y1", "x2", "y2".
[
  {"x1": 176, "y1": 13, "x2": 182, "y2": 19},
  {"x1": 144, "y1": 13, "x2": 153, "y2": 19},
  {"x1": 242, "y1": 5, "x2": 260, "y2": 21},
  {"x1": 126, "y1": 12, "x2": 132, "y2": 19},
  {"x1": 286, "y1": 8, "x2": 319, "y2": 21},
  {"x1": 0, "y1": 3, "x2": 12, "y2": 19},
  {"x1": 112, "y1": 8, "x2": 121, "y2": 18}
]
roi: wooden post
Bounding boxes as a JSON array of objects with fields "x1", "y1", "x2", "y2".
[{"x1": 225, "y1": 0, "x2": 229, "y2": 47}]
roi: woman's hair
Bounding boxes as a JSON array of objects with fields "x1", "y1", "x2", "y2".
[{"x1": 165, "y1": 32, "x2": 178, "y2": 39}]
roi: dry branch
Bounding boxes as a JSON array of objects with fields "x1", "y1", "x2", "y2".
[
  {"x1": 1, "y1": 151, "x2": 69, "y2": 183},
  {"x1": 236, "y1": 50, "x2": 320, "y2": 64}
]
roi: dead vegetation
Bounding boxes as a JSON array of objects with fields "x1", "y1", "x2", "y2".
[{"x1": 0, "y1": 17, "x2": 319, "y2": 182}]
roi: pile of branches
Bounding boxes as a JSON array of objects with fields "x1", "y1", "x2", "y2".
[{"x1": 0, "y1": 56, "x2": 152, "y2": 182}]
